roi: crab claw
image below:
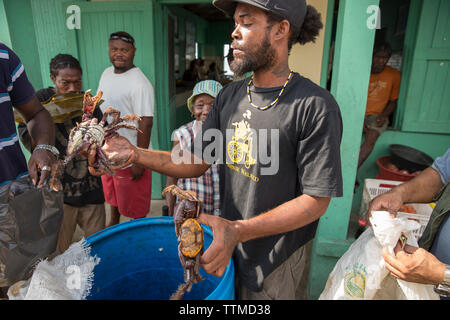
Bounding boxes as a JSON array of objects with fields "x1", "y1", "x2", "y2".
[
  {"x1": 83, "y1": 89, "x2": 103, "y2": 115},
  {"x1": 49, "y1": 160, "x2": 65, "y2": 192}
]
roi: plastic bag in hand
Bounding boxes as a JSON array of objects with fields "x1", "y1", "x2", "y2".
[{"x1": 319, "y1": 211, "x2": 439, "y2": 300}]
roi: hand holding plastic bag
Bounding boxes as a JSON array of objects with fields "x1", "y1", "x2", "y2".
[{"x1": 319, "y1": 211, "x2": 439, "y2": 300}]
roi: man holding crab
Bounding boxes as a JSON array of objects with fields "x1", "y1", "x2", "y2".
[
  {"x1": 18, "y1": 54, "x2": 106, "y2": 254},
  {"x1": 87, "y1": 1, "x2": 343, "y2": 300}
]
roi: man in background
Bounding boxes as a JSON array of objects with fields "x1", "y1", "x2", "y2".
[
  {"x1": 19, "y1": 54, "x2": 105, "y2": 253},
  {"x1": 358, "y1": 43, "x2": 401, "y2": 169},
  {"x1": 97, "y1": 31, "x2": 154, "y2": 227}
]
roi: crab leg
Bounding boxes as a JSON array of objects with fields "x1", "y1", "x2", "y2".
[
  {"x1": 162, "y1": 185, "x2": 204, "y2": 300},
  {"x1": 101, "y1": 107, "x2": 121, "y2": 126},
  {"x1": 194, "y1": 254, "x2": 204, "y2": 283},
  {"x1": 121, "y1": 114, "x2": 142, "y2": 122},
  {"x1": 48, "y1": 159, "x2": 65, "y2": 192},
  {"x1": 105, "y1": 124, "x2": 142, "y2": 136}
]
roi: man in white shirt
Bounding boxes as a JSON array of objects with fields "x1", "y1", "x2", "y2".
[{"x1": 97, "y1": 31, "x2": 154, "y2": 227}]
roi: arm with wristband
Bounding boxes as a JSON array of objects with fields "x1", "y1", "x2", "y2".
[{"x1": 8, "y1": 47, "x2": 56, "y2": 188}]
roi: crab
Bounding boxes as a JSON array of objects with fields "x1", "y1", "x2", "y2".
[
  {"x1": 48, "y1": 89, "x2": 141, "y2": 191},
  {"x1": 162, "y1": 185, "x2": 204, "y2": 300}
]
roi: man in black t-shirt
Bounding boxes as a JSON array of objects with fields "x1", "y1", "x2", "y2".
[
  {"x1": 19, "y1": 54, "x2": 105, "y2": 253},
  {"x1": 87, "y1": 0, "x2": 343, "y2": 299}
]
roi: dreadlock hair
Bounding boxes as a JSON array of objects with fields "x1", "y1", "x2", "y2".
[
  {"x1": 50, "y1": 54, "x2": 82, "y2": 78},
  {"x1": 266, "y1": 5, "x2": 323, "y2": 51}
]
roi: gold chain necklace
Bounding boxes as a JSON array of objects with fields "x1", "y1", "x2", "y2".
[{"x1": 247, "y1": 71, "x2": 294, "y2": 111}]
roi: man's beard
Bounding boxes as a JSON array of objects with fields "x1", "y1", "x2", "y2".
[
  {"x1": 113, "y1": 64, "x2": 131, "y2": 73},
  {"x1": 230, "y1": 33, "x2": 276, "y2": 77},
  {"x1": 112, "y1": 59, "x2": 134, "y2": 73}
]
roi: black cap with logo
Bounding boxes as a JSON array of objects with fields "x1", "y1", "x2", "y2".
[{"x1": 213, "y1": 0, "x2": 307, "y2": 29}]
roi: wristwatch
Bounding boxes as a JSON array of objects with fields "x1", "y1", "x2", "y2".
[
  {"x1": 34, "y1": 144, "x2": 60, "y2": 158},
  {"x1": 434, "y1": 264, "x2": 450, "y2": 297}
]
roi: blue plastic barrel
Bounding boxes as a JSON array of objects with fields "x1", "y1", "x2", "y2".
[{"x1": 85, "y1": 216, "x2": 234, "y2": 300}]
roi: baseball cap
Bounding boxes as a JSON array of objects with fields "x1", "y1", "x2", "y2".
[
  {"x1": 187, "y1": 80, "x2": 223, "y2": 114},
  {"x1": 213, "y1": 0, "x2": 307, "y2": 29}
]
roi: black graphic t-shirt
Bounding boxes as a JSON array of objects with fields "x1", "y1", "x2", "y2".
[
  {"x1": 192, "y1": 73, "x2": 343, "y2": 292},
  {"x1": 18, "y1": 87, "x2": 104, "y2": 206}
]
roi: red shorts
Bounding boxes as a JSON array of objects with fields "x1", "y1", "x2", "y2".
[{"x1": 101, "y1": 167, "x2": 152, "y2": 218}]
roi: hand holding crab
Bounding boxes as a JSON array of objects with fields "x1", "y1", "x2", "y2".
[
  {"x1": 49, "y1": 90, "x2": 141, "y2": 191},
  {"x1": 162, "y1": 185, "x2": 205, "y2": 300}
]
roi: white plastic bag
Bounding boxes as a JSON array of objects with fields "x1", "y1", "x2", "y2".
[
  {"x1": 7, "y1": 239, "x2": 100, "y2": 300},
  {"x1": 319, "y1": 211, "x2": 439, "y2": 300}
]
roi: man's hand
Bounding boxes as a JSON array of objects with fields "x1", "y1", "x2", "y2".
[
  {"x1": 366, "y1": 190, "x2": 404, "y2": 222},
  {"x1": 130, "y1": 164, "x2": 144, "y2": 181},
  {"x1": 28, "y1": 149, "x2": 56, "y2": 188},
  {"x1": 197, "y1": 214, "x2": 240, "y2": 277},
  {"x1": 88, "y1": 134, "x2": 137, "y2": 176},
  {"x1": 382, "y1": 242, "x2": 446, "y2": 285}
]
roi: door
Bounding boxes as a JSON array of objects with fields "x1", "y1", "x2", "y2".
[
  {"x1": 62, "y1": 1, "x2": 155, "y2": 92},
  {"x1": 62, "y1": 1, "x2": 164, "y2": 198},
  {"x1": 400, "y1": 0, "x2": 450, "y2": 133}
]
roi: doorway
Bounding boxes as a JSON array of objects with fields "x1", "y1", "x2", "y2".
[{"x1": 162, "y1": 3, "x2": 232, "y2": 133}]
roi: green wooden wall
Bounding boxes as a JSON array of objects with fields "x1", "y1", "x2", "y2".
[
  {"x1": 399, "y1": 0, "x2": 450, "y2": 134},
  {"x1": 2, "y1": 0, "x2": 43, "y2": 89},
  {"x1": 0, "y1": 0, "x2": 12, "y2": 47}
]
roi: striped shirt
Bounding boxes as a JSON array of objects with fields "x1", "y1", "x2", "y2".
[
  {"x1": 175, "y1": 120, "x2": 220, "y2": 215},
  {"x1": 0, "y1": 43, "x2": 35, "y2": 187}
]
